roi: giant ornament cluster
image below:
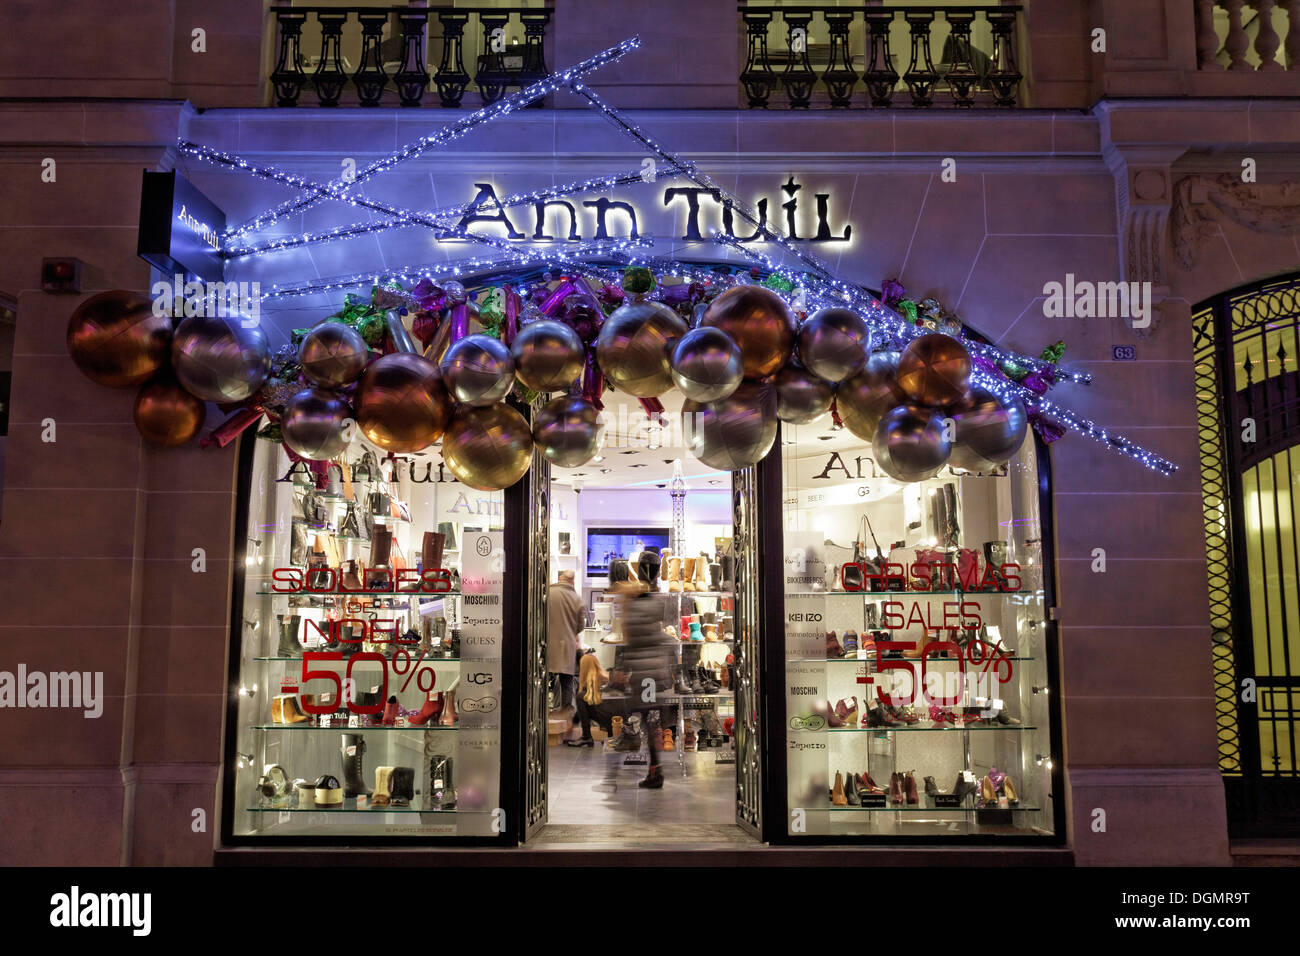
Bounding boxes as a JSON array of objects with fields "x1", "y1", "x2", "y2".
[{"x1": 66, "y1": 268, "x2": 1028, "y2": 489}]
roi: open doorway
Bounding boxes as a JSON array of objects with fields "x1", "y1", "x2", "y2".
[{"x1": 535, "y1": 390, "x2": 753, "y2": 846}]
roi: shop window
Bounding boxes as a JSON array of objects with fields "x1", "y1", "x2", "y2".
[
  {"x1": 779, "y1": 414, "x2": 1058, "y2": 838},
  {"x1": 225, "y1": 435, "x2": 505, "y2": 839}
]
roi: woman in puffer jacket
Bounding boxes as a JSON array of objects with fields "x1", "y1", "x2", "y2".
[{"x1": 618, "y1": 549, "x2": 674, "y2": 788}]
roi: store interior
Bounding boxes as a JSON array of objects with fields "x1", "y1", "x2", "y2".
[{"x1": 542, "y1": 390, "x2": 743, "y2": 841}]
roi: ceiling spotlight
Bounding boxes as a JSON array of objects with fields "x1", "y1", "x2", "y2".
[
  {"x1": 592, "y1": 456, "x2": 604, "y2": 463},
  {"x1": 600, "y1": 468, "x2": 612, "y2": 474}
]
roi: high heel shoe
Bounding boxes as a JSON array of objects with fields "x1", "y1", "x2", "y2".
[
  {"x1": 831, "y1": 771, "x2": 848, "y2": 806},
  {"x1": 888, "y1": 772, "x2": 904, "y2": 805},
  {"x1": 813, "y1": 699, "x2": 845, "y2": 729},
  {"x1": 904, "y1": 771, "x2": 919, "y2": 805},
  {"x1": 860, "y1": 772, "x2": 885, "y2": 794},
  {"x1": 953, "y1": 773, "x2": 977, "y2": 801},
  {"x1": 381, "y1": 695, "x2": 399, "y2": 725},
  {"x1": 1003, "y1": 776, "x2": 1019, "y2": 805},
  {"x1": 440, "y1": 685, "x2": 457, "y2": 725},
  {"x1": 981, "y1": 775, "x2": 996, "y2": 803},
  {"x1": 407, "y1": 692, "x2": 444, "y2": 726}
]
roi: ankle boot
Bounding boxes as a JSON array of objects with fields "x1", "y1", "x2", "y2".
[
  {"x1": 422, "y1": 530, "x2": 445, "y2": 572},
  {"x1": 673, "y1": 665, "x2": 693, "y2": 695},
  {"x1": 366, "y1": 527, "x2": 393, "y2": 590},
  {"x1": 682, "y1": 557, "x2": 697, "y2": 592},
  {"x1": 408, "y1": 692, "x2": 444, "y2": 726},
  {"x1": 826, "y1": 631, "x2": 844, "y2": 659},
  {"x1": 272, "y1": 694, "x2": 309, "y2": 725},
  {"x1": 664, "y1": 551, "x2": 681, "y2": 593},
  {"x1": 276, "y1": 614, "x2": 301, "y2": 657},
  {"x1": 340, "y1": 559, "x2": 364, "y2": 592},
  {"x1": 389, "y1": 766, "x2": 415, "y2": 807},
  {"x1": 858, "y1": 772, "x2": 883, "y2": 795},
  {"x1": 638, "y1": 765, "x2": 664, "y2": 789},
  {"x1": 843, "y1": 769, "x2": 860, "y2": 806},
  {"x1": 340, "y1": 733, "x2": 373, "y2": 797},
  {"x1": 831, "y1": 771, "x2": 847, "y2": 806},
  {"x1": 904, "y1": 770, "x2": 919, "y2": 805},
  {"x1": 381, "y1": 695, "x2": 400, "y2": 725},
  {"x1": 888, "y1": 771, "x2": 904, "y2": 804},
  {"x1": 924, "y1": 775, "x2": 940, "y2": 797},
  {"x1": 372, "y1": 766, "x2": 393, "y2": 806},
  {"x1": 440, "y1": 688, "x2": 457, "y2": 725}
]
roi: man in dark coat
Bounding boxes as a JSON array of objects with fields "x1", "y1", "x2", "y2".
[{"x1": 547, "y1": 570, "x2": 585, "y2": 717}]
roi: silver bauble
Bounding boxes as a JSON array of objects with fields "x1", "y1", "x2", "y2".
[
  {"x1": 797, "y1": 307, "x2": 871, "y2": 383},
  {"x1": 950, "y1": 386, "x2": 1028, "y2": 466},
  {"x1": 670, "y1": 327, "x2": 744, "y2": 403},
  {"x1": 298, "y1": 322, "x2": 370, "y2": 388},
  {"x1": 440, "y1": 333, "x2": 515, "y2": 406},
  {"x1": 872, "y1": 404, "x2": 953, "y2": 482},
  {"x1": 838, "y1": 351, "x2": 906, "y2": 441},
  {"x1": 596, "y1": 299, "x2": 688, "y2": 397},
  {"x1": 532, "y1": 395, "x2": 605, "y2": 468},
  {"x1": 774, "y1": 365, "x2": 834, "y2": 425},
  {"x1": 281, "y1": 387, "x2": 351, "y2": 460},
  {"x1": 171, "y1": 314, "x2": 271, "y2": 403},
  {"x1": 683, "y1": 380, "x2": 778, "y2": 471},
  {"x1": 510, "y1": 320, "x2": 585, "y2": 391}
]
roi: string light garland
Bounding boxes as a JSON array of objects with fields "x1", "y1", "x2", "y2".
[
  {"x1": 182, "y1": 35, "x2": 1167, "y2": 476},
  {"x1": 222, "y1": 37, "x2": 641, "y2": 242},
  {"x1": 223, "y1": 163, "x2": 688, "y2": 260}
]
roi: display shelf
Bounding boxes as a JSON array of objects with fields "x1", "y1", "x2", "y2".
[
  {"x1": 818, "y1": 655, "x2": 1032, "y2": 662},
  {"x1": 824, "y1": 724, "x2": 1037, "y2": 732},
  {"x1": 248, "y1": 802, "x2": 457, "y2": 813},
  {"x1": 813, "y1": 805, "x2": 1042, "y2": 813},
  {"x1": 786, "y1": 589, "x2": 1023, "y2": 598},
  {"x1": 254, "y1": 656, "x2": 460, "y2": 662},
  {"x1": 254, "y1": 590, "x2": 461, "y2": 597},
  {"x1": 659, "y1": 692, "x2": 734, "y2": 701},
  {"x1": 252, "y1": 724, "x2": 460, "y2": 731}
]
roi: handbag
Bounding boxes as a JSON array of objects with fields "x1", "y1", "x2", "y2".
[
  {"x1": 368, "y1": 490, "x2": 390, "y2": 517},
  {"x1": 850, "y1": 514, "x2": 887, "y2": 592},
  {"x1": 340, "y1": 501, "x2": 363, "y2": 539},
  {"x1": 335, "y1": 456, "x2": 355, "y2": 501}
]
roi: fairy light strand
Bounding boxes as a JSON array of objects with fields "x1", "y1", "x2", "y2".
[{"x1": 222, "y1": 37, "x2": 641, "y2": 241}]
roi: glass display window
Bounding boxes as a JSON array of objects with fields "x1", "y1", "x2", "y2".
[
  {"x1": 225, "y1": 435, "x2": 506, "y2": 839},
  {"x1": 779, "y1": 417, "x2": 1059, "y2": 839}
]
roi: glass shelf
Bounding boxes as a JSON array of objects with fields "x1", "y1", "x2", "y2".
[
  {"x1": 254, "y1": 656, "x2": 460, "y2": 663},
  {"x1": 818, "y1": 655, "x2": 1033, "y2": 662},
  {"x1": 254, "y1": 590, "x2": 461, "y2": 597},
  {"x1": 248, "y1": 802, "x2": 457, "y2": 814},
  {"x1": 813, "y1": 805, "x2": 1042, "y2": 813},
  {"x1": 252, "y1": 724, "x2": 460, "y2": 731},
  {"x1": 825, "y1": 725, "x2": 1037, "y2": 733},
  {"x1": 787, "y1": 590, "x2": 1024, "y2": 598}
]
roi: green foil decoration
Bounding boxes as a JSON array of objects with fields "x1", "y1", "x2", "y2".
[
  {"x1": 1041, "y1": 340, "x2": 1066, "y2": 365},
  {"x1": 897, "y1": 299, "x2": 918, "y2": 323},
  {"x1": 761, "y1": 273, "x2": 795, "y2": 293},
  {"x1": 622, "y1": 266, "x2": 655, "y2": 295}
]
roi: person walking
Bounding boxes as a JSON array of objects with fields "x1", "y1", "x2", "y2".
[
  {"x1": 547, "y1": 570, "x2": 585, "y2": 720},
  {"x1": 619, "y1": 550, "x2": 674, "y2": 788}
]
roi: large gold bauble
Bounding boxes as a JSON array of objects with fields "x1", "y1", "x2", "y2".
[
  {"x1": 596, "y1": 300, "x2": 688, "y2": 397},
  {"x1": 837, "y1": 351, "x2": 905, "y2": 441},
  {"x1": 133, "y1": 378, "x2": 204, "y2": 446},
  {"x1": 896, "y1": 333, "x2": 971, "y2": 407},
  {"x1": 441, "y1": 403, "x2": 534, "y2": 491}
]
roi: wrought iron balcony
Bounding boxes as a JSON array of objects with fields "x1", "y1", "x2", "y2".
[
  {"x1": 268, "y1": 4, "x2": 552, "y2": 108},
  {"x1": 738, "y1": 3, "x2": 1023, "y2": 109}
]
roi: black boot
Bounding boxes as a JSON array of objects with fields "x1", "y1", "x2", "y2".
[
  {"x1": 673, "y1": 664, "x2": 693, "y2": 695},
  {"x1": 709, "y1": 561, "x2": 722, "y2": 591},
  {"x1": 720, "y1": 554, "x2": 734, "y2": 588},
  {"x1": 429, "y1": 755, "x2": 456, "y2": 810},
  {"x1": 340, "y1": 733, "x2": 372, "y2": 798},
  {"x1": 276, "y1": 614, "x2": 301, "y2": 658},
  {"x1": 389, "y1": 766, "x2": 415, "y2": 807},
  {"x1": 638, "y1": 765, "x2": 664, "y2": 789},
  {"x1": 844, "y1": 769, "x2": 860, "y2": 806}
]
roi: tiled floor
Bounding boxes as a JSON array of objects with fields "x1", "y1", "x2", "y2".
[{"x1": 544, "y1": 739, "x2": 738, "y2": 832}]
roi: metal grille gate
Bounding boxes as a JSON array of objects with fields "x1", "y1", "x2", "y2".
[{"x1": 1195, "y1": 274, "x2": 1300, "y2": 835}]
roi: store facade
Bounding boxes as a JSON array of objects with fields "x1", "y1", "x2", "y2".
[{"x1": 3, "y1": 0, "x2": 1297, "y2": 865}]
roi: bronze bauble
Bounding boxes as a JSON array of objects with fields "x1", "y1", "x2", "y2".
[
  {"x1": 596, "y1": 299, "x2": 688, "y2": 397},
  {"x1": 67, "y1": 290, "x2": 172, "y2": 389},
  {"x1": 298, "y1": 322, "x2": 370, "y2": 388},
  {"x1": 774, "y1": 365, "x2": 834, "y2": 425},
  {"x1": 683, "y1": 380, "x2": 779, "y2": 471},
  {"x1": 352, "y1": 352, "x2": 450, "y2": 453},
  {"x1": 837, "y1": 351, "x2": 906, "y2": 441},
  {"x1": 949, "y1": 386, "x2": 1028, "y2": 468},
  {"x1": 441, "y1": 403, "x2": 534, "y2": 491},
  {"x1": 511, "y1": 320, "x2": 585, "y2": 391},
  {"x1": 896, "y1": 333, "x2": 971, "y2": 407},
  {"x1": 700, "y1": 285, "x2": 797, "y2": 379},
  {"x1": 132, "y1": 378, "x2": 204, "y2": 446}
]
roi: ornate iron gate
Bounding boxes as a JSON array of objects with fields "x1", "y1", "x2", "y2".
[
  {"x1": 1195, "y1": 274, "x2": 1300, "y2": 835},
  {"x1": 731, "y1": 466, "x2": 763, "y2": 836},
  {"x1": 521, "y1": 421, "x2": 551, "y2": 840}
]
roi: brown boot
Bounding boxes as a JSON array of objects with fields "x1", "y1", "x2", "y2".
[
  {"x1": 831, "y1": 771, "x2": 847, "y2": 806},
  {"x1": 422, "y1": 530, "x2": 445, "y2": 571},
  {"x1": 682, "y1": 557, "x2": 697, "y2": 592},
  {"x1": 440, "y1": 687, "x2": 457, "y2": 725},
  {"x1": 366, "y1": 527, "x2": 392, "y2": 591}
]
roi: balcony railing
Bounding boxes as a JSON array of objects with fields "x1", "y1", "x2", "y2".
[
  {"x1": 1195, "y1": 0, "x2": 1300, "y2": 71},
  {"x1": 268, "y1": 4, "x2": 552, "y2": 108},
  {"x1": 738, "y1": 3, "x2": 1023, "y2": 108}
]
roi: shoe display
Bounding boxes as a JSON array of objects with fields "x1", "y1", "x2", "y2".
[
  {"x1": 314, "y1": 774, "x2": 343, "y2": 807},
  {"x1": 888, "y1": 772, "x2": 904, "y2": 805},
  {"x1": 825, "y1": 631, "x2": 844, "y2": 659},
  {"x1": 428, "y1": 755, "x2": 456, "y2": 810},
  {"x1": 381, "y1": 695, "x2": 400, "y2": 725},
  {"x1": 904, "y1": 771, "x2": 919, "y2": 805},
  {"x1": 407, "y1": 692, "x2": 444, "y2": 726},
  {"x1": 924, "y1": 775, "x2": 940, "y2": 797},
  {"x1": 272, "y1": 694, "x2": 309, "y2": 725},
  {"x1": 663, "y1": 728, "x2": 674, "y2": 751},
  {"x1": 834, "y1": 696, "x2": 859, "y2": 726},
  {"x1": 1003, "y1": 776, "x2": 1019, "y2": 805},
  {"x1": 682, "y1": 557, "x2": 697, "y2": 592},
  {"x1": 831, "y1": 771, "x2": 848, "y2": 806},
  {"x1": 842, "y1": 630, "x2": 859, "y2": 655},
  {"x1": 372, "y1": 765, "x2": 394, "y2": 807},
  {"x1": 275, "y1": 614, "x2": 301, "y2": 658},
  {"x1": 340, "y1": 733, "x2": 373, "y2": 798},
  {"x1": 389, "y1": 766, "x2": 415, "y2": 807},
  {"x1": 843, "y1": 769, "x2": 860, "y2": 806}
]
